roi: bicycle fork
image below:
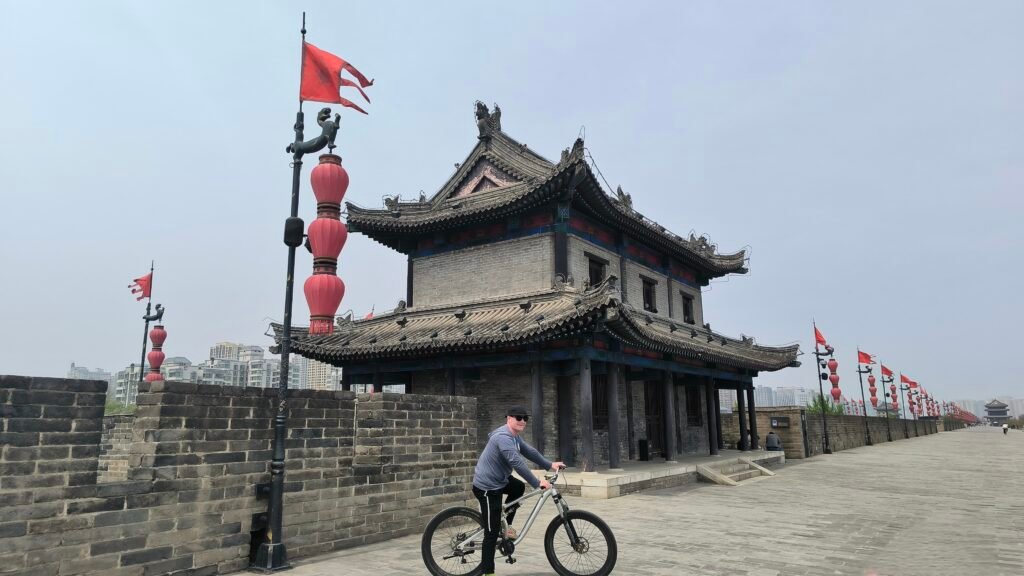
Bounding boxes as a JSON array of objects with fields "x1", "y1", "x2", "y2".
[{"x1": 552, "y1": 492, "x2": 581, "y2": 547}]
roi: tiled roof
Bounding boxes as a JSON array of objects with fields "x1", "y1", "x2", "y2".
[
  {"x1": 272, "y1": 279, "x2": 798, "y2": 372},
  {"x1": 346, "y1": 125, "x2": 747, "y2": 278}
]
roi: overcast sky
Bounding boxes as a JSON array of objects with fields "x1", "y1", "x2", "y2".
[{"x1": 1, "y1": 1, "x2": 1021, "y2": 403}]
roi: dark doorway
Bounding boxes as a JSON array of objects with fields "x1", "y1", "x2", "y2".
[
  {"x1": 557, "y1": 375, "x2": 575, "y2": 466},
  {"x1": 644, "y1": 381, "x2": 665, "y2": 458}
]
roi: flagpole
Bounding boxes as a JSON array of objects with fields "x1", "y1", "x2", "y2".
[
  {"x1": 879, "y1": 360, "x2": 893, "y2": 442},
  {"x1": 135, "y1": 260, "x2": 154, "y2": 405},
  {"x1": 812, "y1": 321, "x2": 832, "y2": 454},
  {"x1": 899, "y1": 372, "x2": 910, "y2": 439},
  {"x1": 855, "y1": 348, "x2": 872, "y2": 446}
]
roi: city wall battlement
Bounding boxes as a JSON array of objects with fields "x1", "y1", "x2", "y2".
[{"x1": 0, "y1": 375, "x2": 476, "y2": 576}]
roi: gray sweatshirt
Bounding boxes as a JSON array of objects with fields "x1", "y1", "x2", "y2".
[{"x1": 472, "y1": 425, "x2": 553, "y2": 490}]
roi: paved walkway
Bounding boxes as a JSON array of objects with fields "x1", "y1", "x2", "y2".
[{"x1": 282, "y1": 427, "x2": 1024, "y2": 576}]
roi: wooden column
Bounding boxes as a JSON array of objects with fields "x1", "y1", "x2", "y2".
[
  {"x1": 579, "y1": 358, "x2": 595, "y2": 471},
  {"x1": 737, "y1": 386, "x2": 749, "y2": 451},
  {"x1": 714, "y1": 386, "x2": 724, "y2": 450},
  {"x1": 747, "y1": 386, "x2": 759, "y2": 449},
  {"x1": 341, "y1": 370, "x2": 351, "y2": 392},
  {"x1": 705, "y1": 377, "x2": 719, "y2": 455},
  {"x1": 625, "y1": 370, "x2": 635, "y2": 460},
  {"x1": 530, "y1": 359, "x2": 544, "y2": 454},
  {"x1": 557, "y1": 375, "x2": 574, "y2": 466},
  {"x1": 607, "y1": 363, "x2": 622, "y2": 469},
  {"x1": 406, "y1": 255, "x2": 414, "y2": 307},
  {"x1": 662, "y1": 370, "x2": 677, "y2": 461}
]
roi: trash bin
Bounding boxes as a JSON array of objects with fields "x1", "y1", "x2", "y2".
[{"x1": 638, "y1": 439, "x2": 649, "y2": 461}]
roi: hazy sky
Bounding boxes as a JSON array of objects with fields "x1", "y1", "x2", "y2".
[{"x1": 1, "y1": 1, "x2": 1021, "y2": 403}]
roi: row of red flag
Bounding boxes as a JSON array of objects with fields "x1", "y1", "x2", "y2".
[{"x1": 814, "y1": 324, "x2": 977, "y2": 422}]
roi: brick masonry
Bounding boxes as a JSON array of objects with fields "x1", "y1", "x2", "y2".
[
  {"x1": 97, "y1": 415, "x2": 134, "y2": 483},
  {"x1": 411, "y1": 234, "x2": 553, "y2": 307},
  {"x1": 0, "y1": 375, "x2": 477, "y2": 576},
  {"x1": 721, "y1": 406, "x2": 939, "y2": 459}
]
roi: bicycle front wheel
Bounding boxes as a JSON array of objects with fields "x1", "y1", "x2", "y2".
[
  {"x1": 544, "y1": 510, "x2": 617, "y2": 576},
  {"x1": 421, "y1": 506, "x2": 485, "y2": 576}
]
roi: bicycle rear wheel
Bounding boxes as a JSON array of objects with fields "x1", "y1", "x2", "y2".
[
  {"x1": 544, "y1": 510, "x2": 617, "y2": 576},
  {"x1": 421, "y1": 506, "x2": 485, "y2": 576}
]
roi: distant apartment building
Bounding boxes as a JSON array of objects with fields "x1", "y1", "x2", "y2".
[
  {"x1": 306, "y1": 359, "x2": 342, "y2": 391},
  {"x1": 718, "y1": 389, "x2": 737, "y2": 413},
  {"x1": 112, "y1": 363, "x2": 147, "y2": 405},
  {"x1": 773, "y1": 386, "x2": 815, "y2": 407},
  {"x1": 68, "y1": 363, "x2": 115, "y2": 400},
  {"x1": 753, "y1": 386, "x2": 775, "y2": 407}
]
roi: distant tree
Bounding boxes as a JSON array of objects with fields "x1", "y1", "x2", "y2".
[
  {"x1": 806, "y1": 393, "x2": 843, "y2": 416},
  {"x1": 104, "y1": 401, "x2": 136, "y2": 415}
]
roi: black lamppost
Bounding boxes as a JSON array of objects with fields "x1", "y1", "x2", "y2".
[
  {"x1": 814, "y1": 344, "x2": 836, "y2": 454},
  {"x1": 880, "y1": 370, "x2": 894, "y2": 442},
  {"x1": 855, "y1": 349, "x2": 872, "y2": 446},
  {"x1": 897, "y1": 378, "x2": 911, "y2": 439},
  {"x1": 253, "y1": 21, "x2": 342, "y2": 571}
]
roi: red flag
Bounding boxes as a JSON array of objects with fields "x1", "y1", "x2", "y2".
[
  {"x1": 900, "y1": 374, "x2": 912, "y2": 385},
  {"x1": 881, "y1": 364, "x2": 893, "y2": 377},
  {"x1": 363, "y1": 305, "x2": 375, "y2": 320},
  {"x1": 814, "y1": 326, "x2": 827, "y2": 347},
  {"x1": 857, "y1": 350, "x2": 875, "y2": 364},
  {"x1": 128, "y1": 273, "x2": 152, "y2": 301},
  {"x1": 300, "y1": 42, "x2": 373, "y2": 113}
]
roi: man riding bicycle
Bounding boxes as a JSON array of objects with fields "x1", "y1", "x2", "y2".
[{"x1": 472, "y1": 405, "x2": 564, "y2": 576}]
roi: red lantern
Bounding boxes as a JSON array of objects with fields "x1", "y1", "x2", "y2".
[
  {"x1": 830, "y1": 385, "x2": 841, "y2": 402},
  {"x1": 304, "y1": 274, "x2": 346, "y2": 335},
  {"x1": 829, "y1": 373, "x2": 840, "y2": 386},
  {"x1": 867, "y1": 374, "x2": 876, "y2": 386},
  {"x1": 870, "y1": 396, "x2": 878, "y2": 408},
  {"x1": 304, "y1": 154, "x2": 351, "y2": 334},
  {"x1": 827, "y1": 358, "x2": 838, "y2": 373},
  {"x1": 890, "y1": 384, "x2": 897, "y2": 396},
  {"x1": 307, "y1": 218, "x2": 348, "y2": 263},
  {"x1": 310, "y1": 154, "x2": 350, "y2": 207},
  {"x1": 145, "y1": 325, "x2": 166, "y2": 383}
]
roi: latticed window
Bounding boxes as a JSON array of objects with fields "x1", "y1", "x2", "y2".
[
  {"x1": 682, "y1": 293, "x2": 695, "y2": 324},
  {"x1": 642, "y1": 279, "x2": 657, "y2": 312},
  {"x1": 588, "y1": 258, "x2": 606, "y2": 287}
]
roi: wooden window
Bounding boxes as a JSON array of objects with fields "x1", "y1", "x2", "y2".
[
  {"x1": 588, "y1": 258, "x2": 606, "y2": 287},
  {"x1": 592, "y1": 374, "x2": 609, "y2": 429},
  {"x1": 686, "y1": 385, "x2": 703, "y2": 427},
  {"x1": 681, "y1": 293, "x2": 695, "y2": 324},
  {"x1": 642, "y1": 278, "x2": 658, "y2": 312}
]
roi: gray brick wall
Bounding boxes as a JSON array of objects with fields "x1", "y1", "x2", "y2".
[
  {"x1": 412, "y1": 235, "x2": 554, "y2": 307},
  {"x1": 0, "y1": 375, "x2": 477, "y2": 576}
]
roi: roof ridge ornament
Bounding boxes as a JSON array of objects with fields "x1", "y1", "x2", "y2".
[
  {"x1": 475, "y1": 101, "x2": 501, "y2": 138},
  {"x1": 557, "y1": 137, "x2": 586, "y2": 169},
  {"x1": 615, "y1": 185, "x2": 633, "y2": 210}
]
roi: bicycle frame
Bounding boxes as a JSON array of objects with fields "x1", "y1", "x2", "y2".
[{"x1": 456, "y1": 472, "x2": 571, "y2": 550}]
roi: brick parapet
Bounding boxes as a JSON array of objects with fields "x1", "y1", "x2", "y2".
[{"x1": 1, "y1": 375, "x2": 477, "y2": 575}]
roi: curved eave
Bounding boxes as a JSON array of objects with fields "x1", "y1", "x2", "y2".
[
  {"x1": 605, "y1": 305, "x2": 800, "y2": 372},
  {"x1": 347, "y1": 158, "x2": 747, "y2": 279}
]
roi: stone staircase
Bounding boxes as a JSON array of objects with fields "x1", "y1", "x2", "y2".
[{"x1": 696, "y1": 457, "x2": 777, "y2": 486}]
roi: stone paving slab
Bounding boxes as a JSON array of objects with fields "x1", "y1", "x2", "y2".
[{"x1": 276, "y1": 427, "x2": 1024, "y2": 576}]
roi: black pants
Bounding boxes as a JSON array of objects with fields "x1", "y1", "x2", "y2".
[{"x1": 472, "y1": 477, "x2": 526, "y2": 574}]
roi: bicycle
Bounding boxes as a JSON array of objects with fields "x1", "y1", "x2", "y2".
[{"x1": 421, "y1": 468, "x2": 617, "y2": 576}]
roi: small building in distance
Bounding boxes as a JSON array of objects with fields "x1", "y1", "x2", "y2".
[{"x1": 984, "y1": 399, "x2": 1011, "y2": 425}]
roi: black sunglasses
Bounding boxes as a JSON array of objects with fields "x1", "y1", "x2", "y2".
[{"x1": 512, "y1": 415, "x2": 529, "y2": 422}]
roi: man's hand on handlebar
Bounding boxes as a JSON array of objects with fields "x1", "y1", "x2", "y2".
[
  {"x1": 538, "y1": 479, "x2": 551, "y2": 490},
  {"x1": 550, "y1": 462, "x2": 566, "y2": 472}
]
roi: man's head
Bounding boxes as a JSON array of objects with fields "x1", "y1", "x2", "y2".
[{"x1": 506, "y1": 405, "x2": 529, "y2": 435}]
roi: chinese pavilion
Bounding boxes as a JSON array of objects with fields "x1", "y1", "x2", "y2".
[
  {"x1": 274, "y1": 104, "x2": 799, "y2": 470},
  {"x1": 984, "y1": 399, "x2": 1010, "y2": 425}
]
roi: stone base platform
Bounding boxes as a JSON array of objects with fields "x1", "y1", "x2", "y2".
[{"x1": 532, "y1": 449, "x2": 786, "y2": 499}]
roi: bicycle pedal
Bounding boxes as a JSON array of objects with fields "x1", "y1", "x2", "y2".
[{"x1": 505, "y1": 557, "x2": 516, "y2": 565}]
